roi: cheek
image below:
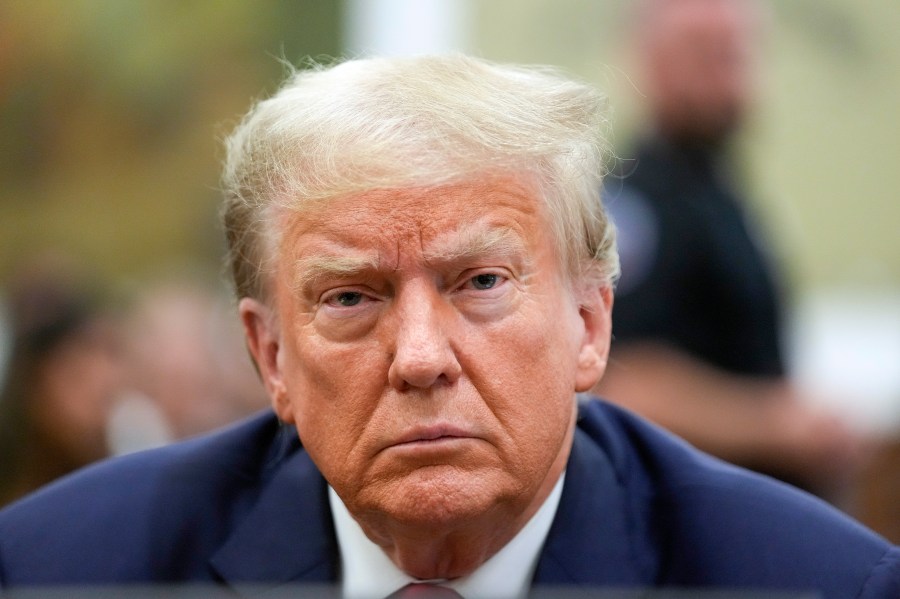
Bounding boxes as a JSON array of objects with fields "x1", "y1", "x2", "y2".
[
  {"x1": 489, "y1": 294, "x2": 581, "y2": 382},
  {"x1": 286, "y1": 327, "x2": 387, "y2": 402},
  {"x1": 462, "y1": 296, "x2": 580, "y2": 442},
  {"x1": 280, "y1": 329, "x2": 386, "y2": 469}
]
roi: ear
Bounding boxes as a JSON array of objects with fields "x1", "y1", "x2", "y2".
[
  {"x1": 239, "y1": 297, "x2": 293, "y2": 424},
  {"x1": 574, "y1": 285, "x2": 613, "y2": 392}
]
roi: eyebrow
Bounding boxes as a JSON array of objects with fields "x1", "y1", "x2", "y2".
[
  {"x1": 423, "y1": 226, "x2": 530, "y2": 268},
  {"x1": 292, "y1": 253, "x2": 382, "y2": 294}
]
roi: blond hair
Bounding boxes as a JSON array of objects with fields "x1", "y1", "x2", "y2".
[{"x1": 221, "y1": 54, "x2": 618, "y2": 300}]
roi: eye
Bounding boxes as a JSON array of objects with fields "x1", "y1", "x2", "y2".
[
  {"x1": 453, "y1": 270, "x2": 514, "y2": 317},
  {"x1": 470, "y1": 273, "x2": 499, "y2": 290},
  {"x1": 327, "y1": 291, "x2": 364, "y2": 307}
]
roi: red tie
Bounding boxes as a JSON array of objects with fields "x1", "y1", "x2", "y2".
[{"x1": 386, "y1": 582, "x2": 463, "y2": 598}]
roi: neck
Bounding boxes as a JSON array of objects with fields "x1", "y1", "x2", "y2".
[
  {"x1": 379, "y1": 508, "x2": 522, "y2": 579},
  {"x1": 653, "y1": 117, "x2": 738, "y2": 154}
]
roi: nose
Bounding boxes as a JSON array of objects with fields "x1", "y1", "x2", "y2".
[{"x1": 387, "y1": 287, "x2": 462, "y2": 391}]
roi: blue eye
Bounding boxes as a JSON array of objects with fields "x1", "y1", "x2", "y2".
[
  {"x1": 471, "y1": 273, "x2": 499, "y2": 290},
  {"x1": 334, "y1": 291, "x2": 363, "y2": 306}
]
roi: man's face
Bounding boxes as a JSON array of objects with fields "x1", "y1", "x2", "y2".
[
  {"x1": 242, "y1": 175, "x2": 610, "y2": 537},
  {"x1": 644, "y1": 0, "x2": 760, "y2": 142}
]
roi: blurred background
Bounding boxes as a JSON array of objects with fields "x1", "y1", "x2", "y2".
[{"x1": 0, "y1": 0, "x2": 897, "y2": 536}]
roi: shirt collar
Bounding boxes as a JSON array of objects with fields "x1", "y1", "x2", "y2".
[{"x1": 329, "y1": 471, "x2": 566, "y2": 599}]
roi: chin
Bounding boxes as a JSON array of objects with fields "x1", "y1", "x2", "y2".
[{"x1": 378, "y1": 466, "x2": 512, "y2": 529}]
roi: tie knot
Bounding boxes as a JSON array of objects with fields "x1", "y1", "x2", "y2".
[{"x1": 386, "y1": 582, "x2": 463, "y2": 598}]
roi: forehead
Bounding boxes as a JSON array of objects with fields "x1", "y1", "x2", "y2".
[{"x1": 277, "y1": 175, "x2": 552, "y2": 261}]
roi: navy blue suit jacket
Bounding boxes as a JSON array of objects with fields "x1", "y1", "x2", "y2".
[{"x1": 1, "y1": 399, "x2": 898, "y2": 597}]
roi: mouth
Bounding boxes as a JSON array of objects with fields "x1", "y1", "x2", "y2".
[{"x1": 392, "y1": 425, "x2": 476, "y2": 448}]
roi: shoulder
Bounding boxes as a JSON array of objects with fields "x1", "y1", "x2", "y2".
[
  {"x1": 0, "y1": 410, "x2": 292, "y2": 585},
  {"x1": 575, "y1": 398, "x2": 900, "y2": 596}
]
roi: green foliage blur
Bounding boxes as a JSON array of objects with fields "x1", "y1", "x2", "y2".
[{"x1": 0, "y1": 1, "x2": 340, "y2": 287}]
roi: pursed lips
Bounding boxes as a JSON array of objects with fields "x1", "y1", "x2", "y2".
[{"x1": 391, "y1": 424, "x2": 477, "y2": 447}]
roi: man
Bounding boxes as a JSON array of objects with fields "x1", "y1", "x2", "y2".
[
  {"x1": 0, "y1": 55, "x2": 897, "y2": 598},
  {"x1": 597, "y1": 0, "x2": 862, "y2": 495}
]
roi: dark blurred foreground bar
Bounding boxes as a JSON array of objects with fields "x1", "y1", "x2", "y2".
[{"x1": 0, "y1": 585, "x2": 822, "y2": 599}]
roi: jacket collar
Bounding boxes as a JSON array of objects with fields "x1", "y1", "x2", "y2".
[
  {"x1": 533, "y1": 409, "x2": 657, "y2": 586},
  {"x1": 209, "y1": 427, "x2": 338, "y2": 591}
]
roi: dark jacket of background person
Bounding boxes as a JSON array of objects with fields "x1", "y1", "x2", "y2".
[
  {"x1": 607, "y1": 136, "x2": 785, "y2": 379},
  {"x1": 0, "y1": 400, "x2": 898, "y2": 598}
]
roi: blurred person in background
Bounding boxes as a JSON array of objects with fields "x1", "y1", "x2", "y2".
[
  {"x1": 111, "y1": 276, "x2": 268, "y2": 452},
  {"x1": 596, "y1": 0, "x2": 865, "y2": 497},
  {"x1": 0, "y1": 258, "x2": 124, "y2": 507}
]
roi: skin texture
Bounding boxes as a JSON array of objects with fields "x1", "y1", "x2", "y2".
[{"x1": 240, "y1": 174, "x2": 612, "y2": 579}]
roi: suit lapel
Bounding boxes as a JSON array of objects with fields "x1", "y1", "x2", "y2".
[
  {"x1": 533, "y1": 417, "x2": 658, "y2": 585},
  {"x1": 209, "y1": 429, "x2": 338, "y2": 590}
]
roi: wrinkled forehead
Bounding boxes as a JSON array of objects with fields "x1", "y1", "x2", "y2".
[
  {"x1": 263, "y1": 173, "x2": 565, "y2": 286},
  {"x1": 297, "y1": 173, "x2": 539, "y2": 225}
]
